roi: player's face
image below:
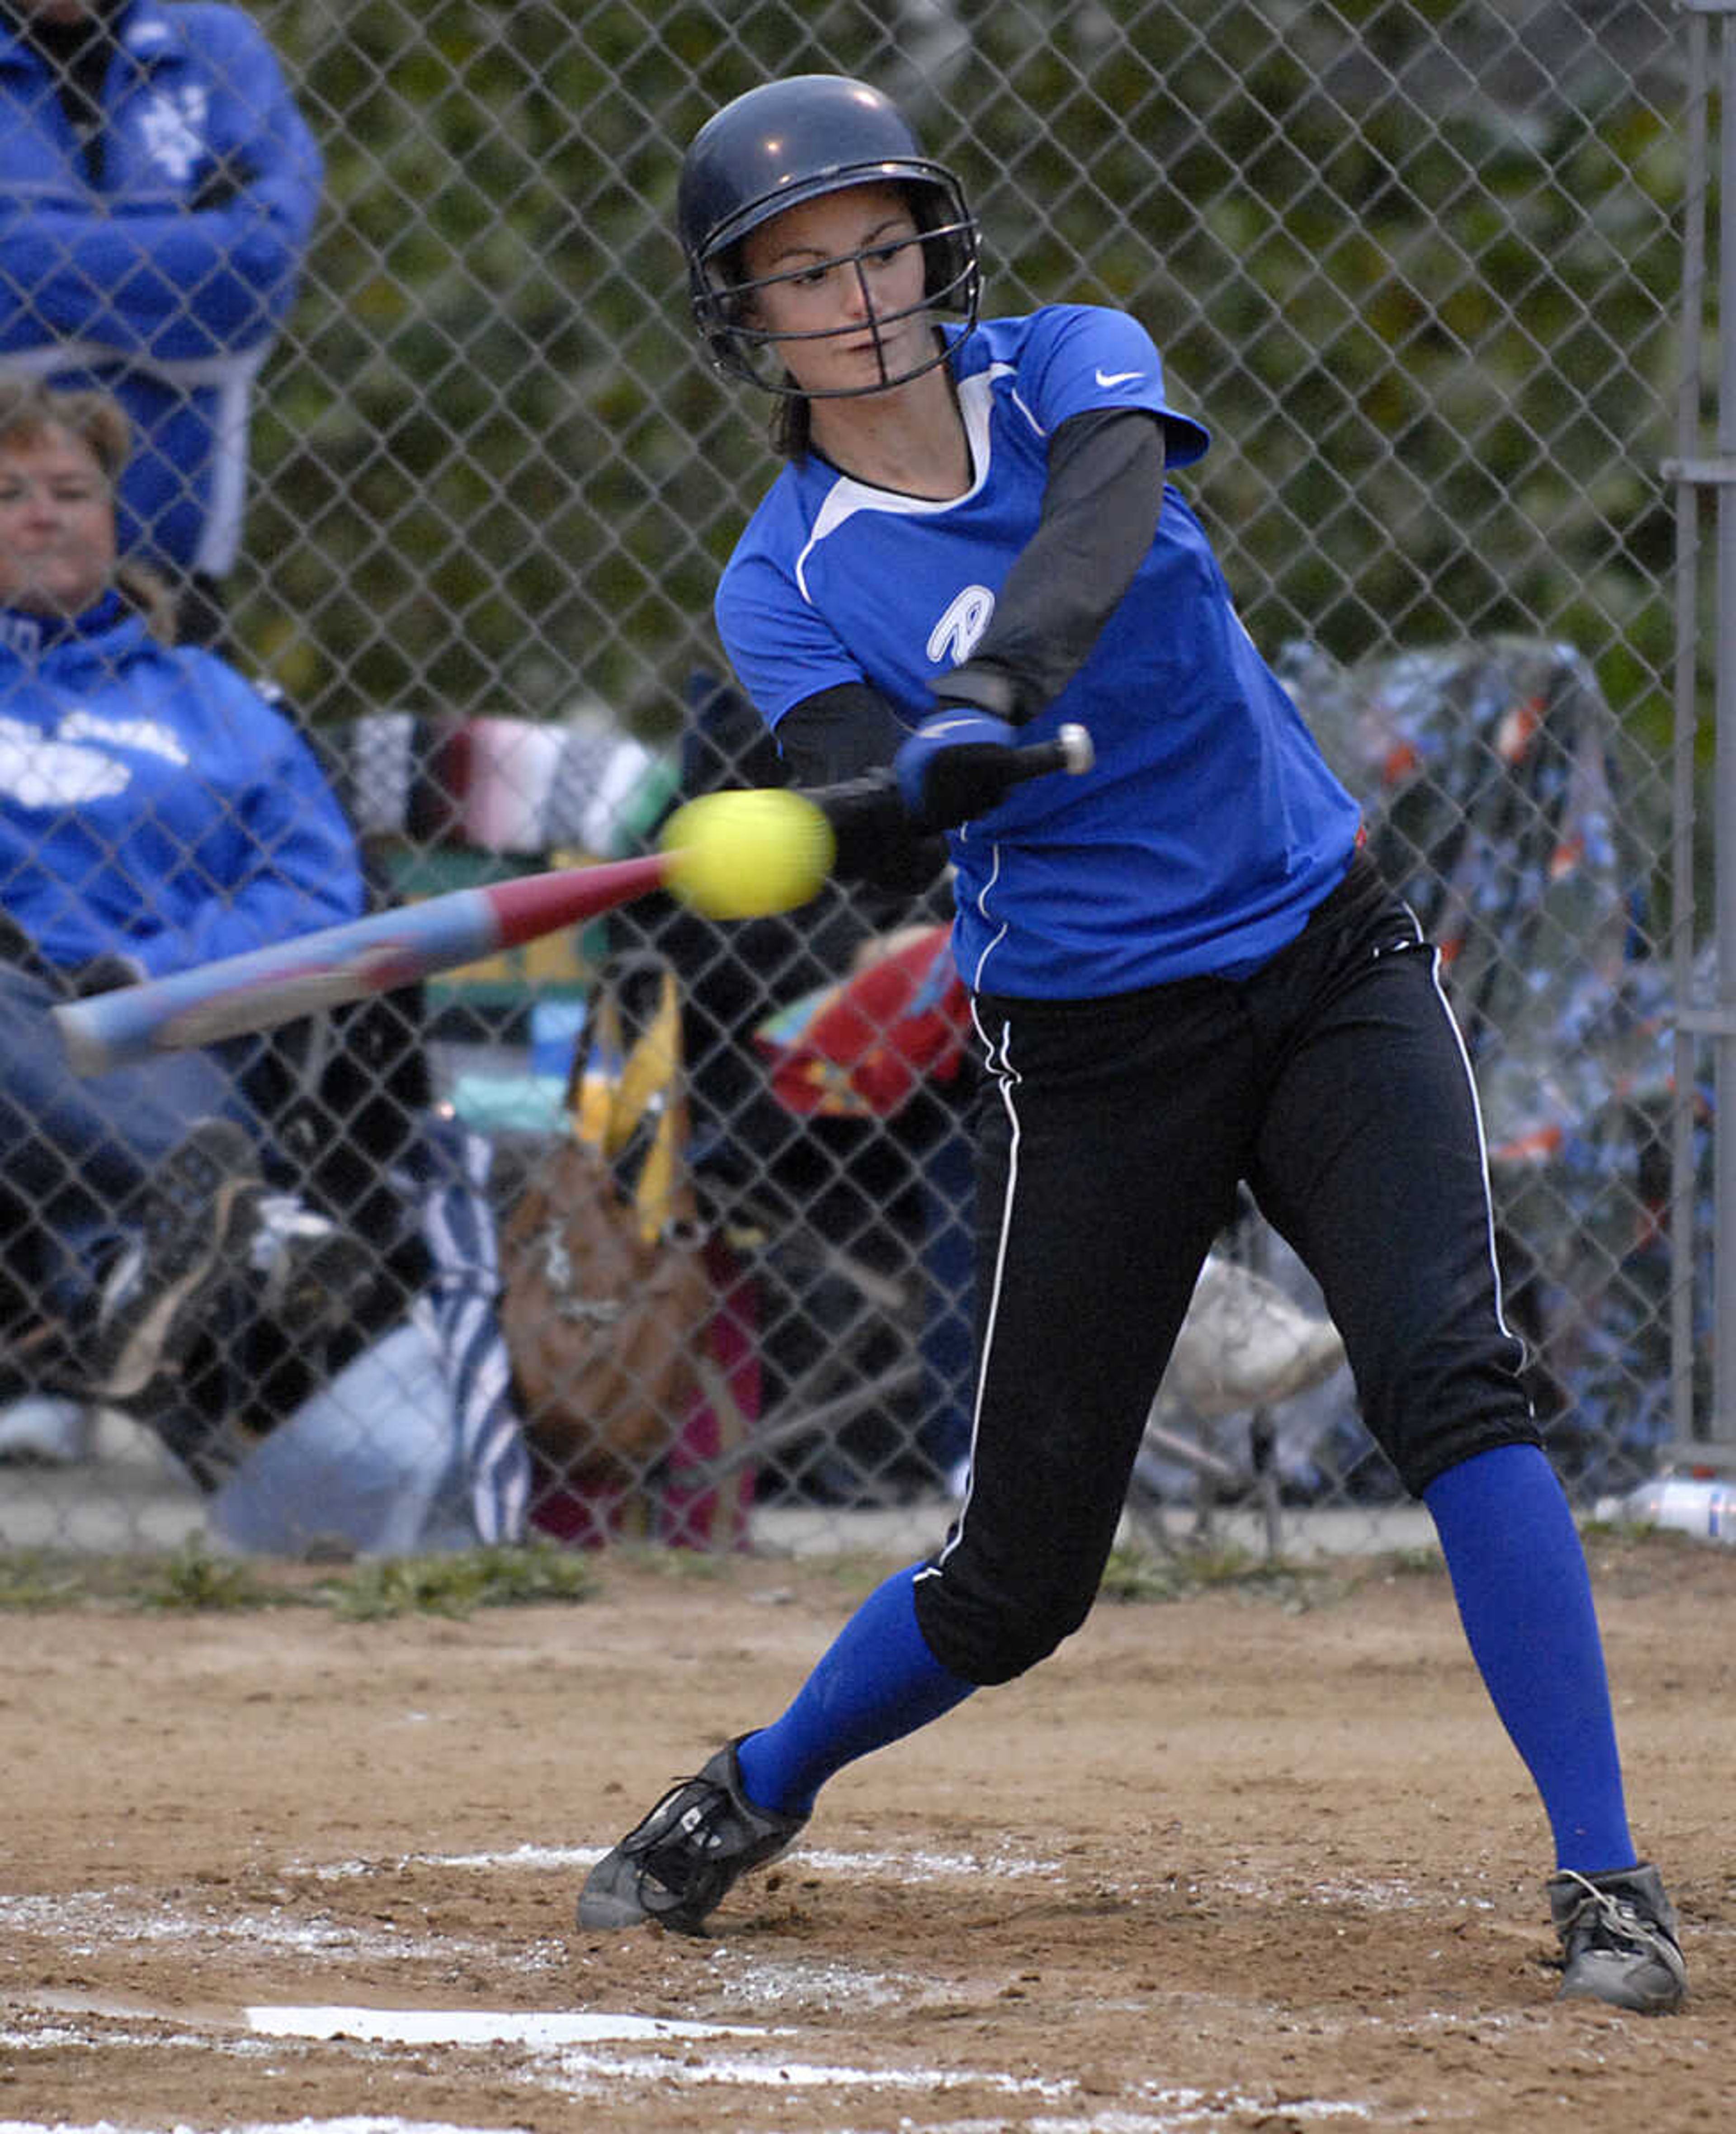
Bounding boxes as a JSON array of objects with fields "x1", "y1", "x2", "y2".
[
  {"x1": 740, "y1": 184, "x2": 935, "y2": 396},
  {"x1": 0, "y1": 425, "x2": 117, "y2": 617}
]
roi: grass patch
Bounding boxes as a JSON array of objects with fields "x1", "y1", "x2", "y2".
[
  {"x1": 141, "y1": 1538, "x2": 283, "y2": 1611},
  {"x1": 0, "y1": 1540, "x2": 599, "y2": 1617},
  {"x1": 0, "y1": 1549, "x2": 105, "y2": 1610},
  {"x1": 616, "y1": 1541, "x2": 738, "y2": 1582},
  {"x1": 1096, "y1": 1539, "x2": 1447, "y2": 1610},
  {"x1": 318, "y1": 1543, "x2": 599, "y2": 1621},
  {"x1": 1098, "y1": 1539, "x2": 1301, "y2": 1604}
]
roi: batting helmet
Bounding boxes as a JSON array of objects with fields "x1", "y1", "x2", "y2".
[{"x1": 676, "y1": 74, "x2": 980, "y2": 395}]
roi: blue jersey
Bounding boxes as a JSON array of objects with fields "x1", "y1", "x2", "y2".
[
  {"x1": 0, "y1": 0, "x2": 321, "y2": 579},
  {"x1": 717, "y1": 304, "x2": 1362, "y2": 999}
]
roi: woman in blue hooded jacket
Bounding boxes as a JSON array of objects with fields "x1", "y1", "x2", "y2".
[{"x1": 0, "y1": 372, "x2": 362, "y2": 1413}]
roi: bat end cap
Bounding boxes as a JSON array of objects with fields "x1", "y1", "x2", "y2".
[{"x1": 1057, "y1": 723, "x2": 1094, "y2": 775}]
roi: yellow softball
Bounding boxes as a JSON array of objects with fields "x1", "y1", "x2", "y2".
[{"x1": 659, "y1": 787, "x2": 836, "y2": 919}]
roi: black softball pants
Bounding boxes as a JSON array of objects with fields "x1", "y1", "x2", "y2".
[{"x1": 912, "y1": 852, "x2": 1541, "y2": 1686}]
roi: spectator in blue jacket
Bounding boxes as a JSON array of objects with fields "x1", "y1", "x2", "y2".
[
  {"x1": 0, "y1": 0, "x2": 321, "y2": 645},
  {"x1": 0, "y1": 374, "x2": 365, "y2": 1459}
]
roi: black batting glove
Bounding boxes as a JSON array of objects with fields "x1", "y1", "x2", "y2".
[{"x1": 895, "y1": 708, "x2": 1022, "y2": 832}]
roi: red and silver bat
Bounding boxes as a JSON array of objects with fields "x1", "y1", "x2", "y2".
[
  {"x1": 52, "y1": 725, "x2": 1094, "y2": 1079},
  {"x1": 52, "y1": 853, "x2": 672, "y2": 1077}
]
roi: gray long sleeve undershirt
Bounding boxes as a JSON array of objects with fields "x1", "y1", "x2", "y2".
[{"x1": 775, "y1": 405, "x2": 1168, "y2": 883}]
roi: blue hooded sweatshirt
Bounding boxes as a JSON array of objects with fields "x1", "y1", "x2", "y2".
[
  {"x1": 0, "y1": 595, "x2": 362, "y2": 974},
  {"x1": 0, "y1": 0, "x2": 321, "y2": 580}
]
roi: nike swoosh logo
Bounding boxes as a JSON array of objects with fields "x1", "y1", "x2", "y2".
[
  {"x1": 921, "y1": 716, "x2": 986, "y2": 740},
  {"x1": 1094, "y1": 367, "x2": 1144, "y2": 388}
]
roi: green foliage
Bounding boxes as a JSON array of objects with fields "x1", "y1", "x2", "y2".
[
  {"x1": 0, "y1": 1550, "x2": 101, "y2": 1610},
  {"x1": 1098, "y1": 1538, "x2": 1327, "y2": 1607},
  {"x1": 319, "y1": 1542, "x2": 598, "y2": 1620},
  {"x1": 142, "y1": 1537, "x2": 282, "y2": 1611},
  {"x1": 234, "y1": 1, "x2": 1689, "y2": 805},
  {"x1": 0, "y1": 1541, "x2": 596, "y2": 1616},
  {"x1": 1098, "y1": 1537, "x2": 1460, "y2": 1605}
]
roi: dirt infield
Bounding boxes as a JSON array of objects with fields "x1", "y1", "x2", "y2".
[{"x1": 1, "y1": 1530, "x2": 1731, "y2": 2134}]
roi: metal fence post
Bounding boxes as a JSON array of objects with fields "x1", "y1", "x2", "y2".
[{"x1": 1670, "y1": 0, "x2": 1736, "y2": 1465}]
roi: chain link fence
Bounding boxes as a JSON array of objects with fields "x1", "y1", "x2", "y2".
[{"x1": 0, "y1": 0, "x2": 1707, "y2": 1558}]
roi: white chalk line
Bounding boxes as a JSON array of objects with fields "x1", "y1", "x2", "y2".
[
  {"x1": 308, "y1": 1840, "x2": 1066, "y2": 1882},
  {"x1": 0, "y1": 1835, "x2": 1433, "y2": 2133}
]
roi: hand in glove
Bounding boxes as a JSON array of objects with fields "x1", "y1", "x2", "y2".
[{"x1": 892, "y1": 708, "x2": 1022, "y2": 833}]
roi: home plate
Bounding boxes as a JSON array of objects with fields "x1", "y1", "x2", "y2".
[{"x1": 246, "y1": 2006, "x2": 774, "y2": 2046}]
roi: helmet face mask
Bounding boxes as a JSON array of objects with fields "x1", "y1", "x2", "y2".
[
  {"x1": 678, "y1": 77, "x2": 980, "y2": 398},
  {"x1": 696, "y1": 194, "x2": 978, "y2": 396}
]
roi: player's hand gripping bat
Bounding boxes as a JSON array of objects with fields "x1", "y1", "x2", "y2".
[{"x1": 52, "y1": 722, "x2": 1093, "y2": 1076}]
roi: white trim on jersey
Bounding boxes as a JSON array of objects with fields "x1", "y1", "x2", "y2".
[
  {"x1": 961, "y1": 839, "x2": 1010, "y2": 992},
  {"x1": 793, "y1": 365, "x2": 1012, "y2": 602}
]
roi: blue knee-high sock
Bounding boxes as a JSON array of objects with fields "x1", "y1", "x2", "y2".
[
  {"x1": 735, "y1": 1564, "x2": 976, "y2": 1817},
  {"x1": 1423, "y1": 1442, "x2": 1634, "y2": 1872}
]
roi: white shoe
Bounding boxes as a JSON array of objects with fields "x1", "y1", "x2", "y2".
[
  {"x1": 1162, "y1": 1253, "x2": 1345, "y2": 1418},
  {"x1": 0, "y1": 1394, "x2": 93, "y2": 1464}
]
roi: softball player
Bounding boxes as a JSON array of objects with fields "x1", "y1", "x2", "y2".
[{"x1": 580, "y1": 74, "x2": 1686, "y2": 2013}]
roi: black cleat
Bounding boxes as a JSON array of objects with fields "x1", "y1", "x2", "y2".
[
  {"x1": 1547, "y1": 1862, "x2": 1687, "y2": 2014},
  {"x1": 578, "y1": 1738, "x2": 808, "y2": 1936},
  {"x1": 86, "y1": 1120, "x2": 264, "y2": 1399},
  {"x1": 83, "y1": 1121, "x2": 371, "y2": 1405}
]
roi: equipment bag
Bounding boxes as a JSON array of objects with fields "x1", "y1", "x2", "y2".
[{"x1": 498, "y1": 952, "x2": 713, "y2": 1484}]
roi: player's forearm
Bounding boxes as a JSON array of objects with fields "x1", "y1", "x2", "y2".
[
  {"x1": 778, "y1": 683, "x2": 950, "y2": 891},
  {"x1": 940, "y1": 408, "x2": 1166, "y2": 724}
]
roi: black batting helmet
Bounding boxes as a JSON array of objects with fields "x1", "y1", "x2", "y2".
[{"x1": 676, "y1": 74, "x2": 980, "y2": 396}]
